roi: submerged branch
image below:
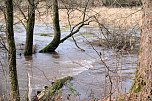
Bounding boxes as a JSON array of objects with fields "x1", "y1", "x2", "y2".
[{"x1": 36, "y1": 76, "x2": 73, "y2": 101}]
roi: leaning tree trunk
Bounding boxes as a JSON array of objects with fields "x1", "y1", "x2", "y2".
[
  {"x1": 130, "y1": 0, "x2": 152, "y2": 100},
  {"x1": 24, "y1": 0, "x2": 35, "y2": 56},
  {"x1": 39, "y1": 0, "x2": 61, "y2": 53},
  {"x1": 5, "y1": 0, "x2": 20, "y2": 100}
]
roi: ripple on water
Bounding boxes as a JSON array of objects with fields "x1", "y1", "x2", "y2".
[{"x1": 0, "y1": 24, "x2": 138, "y2": 100}]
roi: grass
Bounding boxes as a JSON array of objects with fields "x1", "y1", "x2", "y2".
[
  {"x1": 0, "y1": 4, "x2": 142, "y2": 29},
  {"x1": 39, "y1": 33, "x2": 54, "y2": 37},
  {"x1": 40, "y1": 33, "x2": 50, "y2": 36},
  {"x1": 34, "y1": 7, "x2": 142, "y2": 28},
  {"x1": 0, "y1": 6, "x2": 142, "y2": 32}
]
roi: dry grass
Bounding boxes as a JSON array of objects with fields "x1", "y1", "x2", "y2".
[
  {"x1": 90, "y1": 7, "x2": 142, "y2": 27},
  {"x1": 34, "y1": 7, "x2": 142, "y2": 28},
  {"x1": 0, "y1": 7, "x2": 142, "y2": 29}
]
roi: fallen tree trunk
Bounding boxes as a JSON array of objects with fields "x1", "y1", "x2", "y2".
[{"x1": 34, "y1": 76, "x2": 73, "y2": 101}]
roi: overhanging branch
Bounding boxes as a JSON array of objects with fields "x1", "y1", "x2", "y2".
[{"x1": 60, "y1": 17, "x2": 93, "y2": 43}]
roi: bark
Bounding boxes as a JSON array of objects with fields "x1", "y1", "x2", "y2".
[
  {"x1": 130, "y1": 0, "x2": 152, "y2": 99},
  {"x1": 39, "y1": 0, "x2": 61, "y2": 53},
  {"x1": 24, "y1": 0, "x2": 35, "y2": 56},
  {"x1": 36, "y1": 76, "x2": 73, "y2": 101},
  {"x1": 5, "y1": 0, "x2": 20, "y2": 100}
]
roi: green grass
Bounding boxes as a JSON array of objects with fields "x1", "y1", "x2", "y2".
[{"x1": 40, "y1": 33, "x2": 49, "y2": 36}]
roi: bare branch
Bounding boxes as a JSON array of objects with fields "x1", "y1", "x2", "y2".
[{"x1": 13, "y1": 1, "x2": 27, "y2": 20}]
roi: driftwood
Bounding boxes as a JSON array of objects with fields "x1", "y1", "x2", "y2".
[{"x1": 33, "y1": 76, "x2": 73, "y2": 101}]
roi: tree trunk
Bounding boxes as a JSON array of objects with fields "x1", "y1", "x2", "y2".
[
  {"x1": 131, "y1": 0, "x2": 152, "y2": 99},
  {"x1": 39, "y1": 0, "x2": 61, "y2": 53},
  {"x1": 24, "y1": 0, "x2": 35, "y2": 56},
  {"x1": 5, "y1": 0, "x2": 20, "y2": 100}
]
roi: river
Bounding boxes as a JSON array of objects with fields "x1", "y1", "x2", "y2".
[{"x1": 0, "y1": 24, "x2": 138, "y2": 100}]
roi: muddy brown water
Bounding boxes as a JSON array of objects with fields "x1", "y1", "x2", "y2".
[{"x1": 0, "y1": 24, "x2": 138, "y2": 100}]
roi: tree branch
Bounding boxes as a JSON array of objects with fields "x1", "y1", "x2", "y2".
[{"x1": 60, "y1": 20, "x2": 92, "y2": 43}]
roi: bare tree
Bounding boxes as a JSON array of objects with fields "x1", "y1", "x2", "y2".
[
  {"x1": 40, "y1": 0, "x2": 93, "y2": 53},
  {"x1": 40, "y1": 0, "x2": 61, "y2": 53},
  {"x1": 24, "y1": 0, "x2": 36, "y2": 56},
  {"x1": 5, "y1": 0, "x2": 20, "y2": 100}
]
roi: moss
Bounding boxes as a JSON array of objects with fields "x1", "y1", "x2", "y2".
[
  {"x1": 24, "y1": 50, "x2": 33, "y2": 56},
  {"x1": 39, "y1": 34, "x2": 61, "y2": 53},
  {"x1": 39, "y1": 41, "x2": 58, "y2": 53},
  {"x1": 40, "y1": 0, "x2": 61, "y2": 53},
  {"x1": 40, "y1": 33, "x2": 50, "y2": 36},
  {"x1": 37, "y1": 76, "x2": 73, "y2": 101},
  {"x1": 50, "y1": 76, "x2": 73, "y2": 93},
  {"x1": 7, "y1": 39, "x2": 16, "y2": 49},
  {"x1": 116, "y1": 96, "x2": 125, "y2": 101},
  {"x1": 130, "y1": 68, "x2": 146, "y2": 93}
]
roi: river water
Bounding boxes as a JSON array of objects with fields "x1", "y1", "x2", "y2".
[{"x1": 0, "y1": 24, "x2": 138, "y2": 100}]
